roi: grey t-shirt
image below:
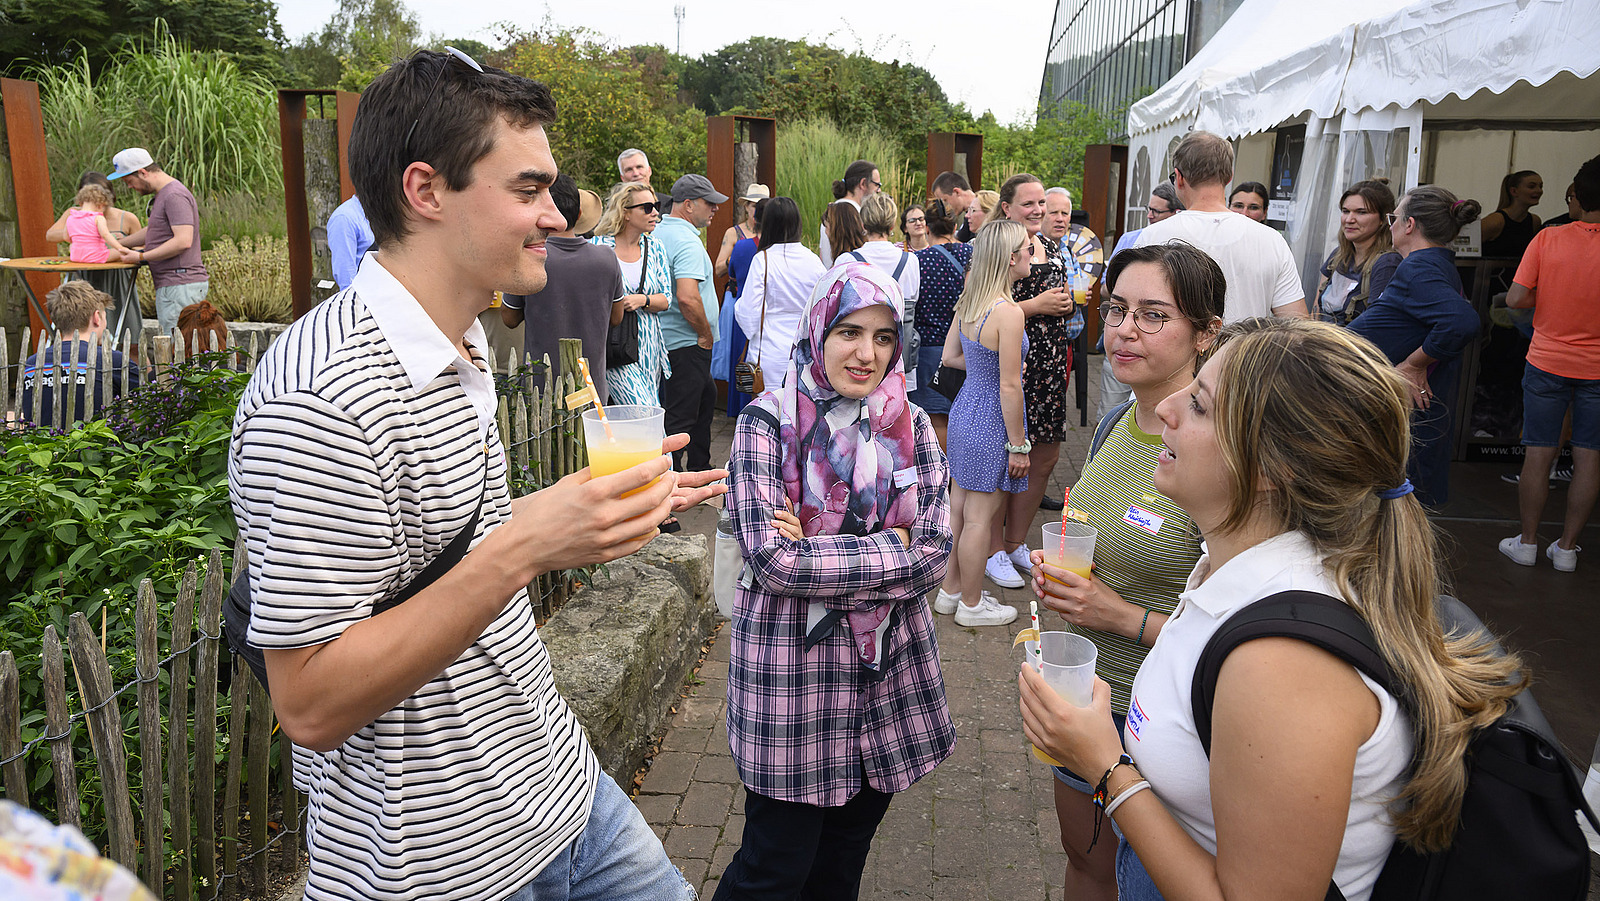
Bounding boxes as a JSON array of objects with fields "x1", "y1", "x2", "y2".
[
  {"x1": 504, "y1": 236, "x2": 625, "y2": 403},
  {"x1": 147, "y1": 180, "x2": 207, "y2": 288}
]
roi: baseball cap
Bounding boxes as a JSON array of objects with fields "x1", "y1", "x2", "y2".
[
  {"x1": 108, "y1": 148, "x2": 154, "y2": 180},
  {"x1": 671, "y1": 174, "x2": 729, "y2": 204}
]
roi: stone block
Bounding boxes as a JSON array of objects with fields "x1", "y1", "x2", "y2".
[{"x1": 543, "y1": 534, "x2": 715, "y2": 783}]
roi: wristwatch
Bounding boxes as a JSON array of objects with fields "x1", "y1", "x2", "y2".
[{"x1": 1005, "y1": 439, "x2": 1032, "y2": 454}]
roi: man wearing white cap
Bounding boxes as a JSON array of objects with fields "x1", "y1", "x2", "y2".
[{"x1": 108, "y1": 148, "x2": 209, "y2": 337}]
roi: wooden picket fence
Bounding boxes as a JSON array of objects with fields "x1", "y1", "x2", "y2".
[{"x1": 0, "y1": 326, "x2": 594, "y2": 896}]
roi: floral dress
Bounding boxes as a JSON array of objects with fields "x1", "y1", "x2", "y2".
[
  {"x1": 1016, "y1": 234, "x2": 1072, "y2": 443},
  {"x1": 590, "y1": 234, "x2": 672, "y2": 405}
]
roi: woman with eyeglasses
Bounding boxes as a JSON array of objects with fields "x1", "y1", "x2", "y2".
[
  {"x1": 1227, "y1": 181, "x2": 1270, "y2": 223},
  {"x1": 735, "y1": 197, "x2": 827, "y2": 392},
  {"x1": 899, "y1": 203, "x2": 932, "y2": 251},
  {"x1": 589, "y1": 181, "x2": 674, "y2": 405},
  {"x1": 1027, "y1": 241, "x2": 1223, "y2": 901},
  {"x1": 1349, "y1": 185, "x2": 1482, "y2": 507},
  {"x1": 1314, "y1": 179, "x2": 1401, "y2": 325}
]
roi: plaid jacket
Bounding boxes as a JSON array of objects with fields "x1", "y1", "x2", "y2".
[{"x1": 725, "y1": 397, "x2": 956, "y2": 806}]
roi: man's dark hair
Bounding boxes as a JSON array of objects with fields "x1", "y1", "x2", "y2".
[
  {"x1": 1574, "y1": 154, "x2": 1600, "y2": 213},
  {"x1": 350, "y1": 49, "x2": 558, "y2": 247},
  {"x1": 550, "y1": 174, "x2": 580, "y2": 231},
  {"x1": 758, "y1": 197, "x2": 801, "y2": 250},
  {"x1": 931, "y1": 171, "x2": 970, "y2": 195}
]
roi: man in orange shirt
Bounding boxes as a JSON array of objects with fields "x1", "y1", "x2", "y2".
[{"x1": 1499, "y1": 153, "x2": 1600, "y2": 573}]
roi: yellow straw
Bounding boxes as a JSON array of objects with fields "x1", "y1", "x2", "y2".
[{"x1": 576, "y1": 357, "x2": 615, "y2": 441}]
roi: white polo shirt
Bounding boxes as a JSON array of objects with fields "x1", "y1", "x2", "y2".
[
  {"x1": 229, "y1": 256, "x2": 598, "y2": 901},
  {"x1": 1125, "y1": 531, "x2": 1411, "y2": 901},
  {"x1": 1134, "y1": 210, "x2": 1305, "y2": 322}
]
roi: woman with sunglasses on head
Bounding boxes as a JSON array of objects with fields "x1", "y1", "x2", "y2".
[
  {"x1": 735, "y1": 197, "x2": 828, "y2": 393},
  {"x1": 933, "y1": 220, "x2": 1031, "y2": 627},
  {"x1": 1349, "y1": 186, "x2": 1482, "y2": 507},
  {"x1": 1028, "y1": 241, "x2": 1222, "y2": 901},
  {"x1": 717, "y1": 262, "x2": 954, "y2": 901},
  {"x1": 1021, "y1": 317, "x2": 1524, "y2": 901},
  {"x1": 590, "y1": 181, "x2": 674, "y2": 405},
  {"x1": 1314, "y1": 179, "x2": 1401, "y2": 325}
]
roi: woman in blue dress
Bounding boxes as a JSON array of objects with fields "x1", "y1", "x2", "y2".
[
  {"x1": 933, "y1": 219, "x2": 1032, "y2": 628},
  {"x1": 590, "y1": 181, "x2": 673, "y2": 405}
]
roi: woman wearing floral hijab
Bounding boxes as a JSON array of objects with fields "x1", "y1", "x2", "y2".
[{"x1": 714, "y1": 262, "x2": 955, "y2": 900}]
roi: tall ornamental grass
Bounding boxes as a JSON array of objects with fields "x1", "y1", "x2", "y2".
[
  {"x1": 776, "y1": 118, "x2": 921, "y2": 253},
  {"x1": 33, "y1": 25, "x2": 281, "y2": 216}
]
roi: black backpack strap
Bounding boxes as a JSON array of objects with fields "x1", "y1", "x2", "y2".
[
  {"x1": 1087, "y1": 399, "x2": 1137, "y2": 465},
  {"x1": 1190, "y1": 590, "x2": 1402, "y2": 757}
]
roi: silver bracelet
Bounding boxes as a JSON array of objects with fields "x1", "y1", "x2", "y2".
[{"x1": 1103, "y1": 779, "x2": 1151, "y2": 820}]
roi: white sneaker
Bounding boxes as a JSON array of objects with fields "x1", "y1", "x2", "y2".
[
  {"x1": 1547, "y1": 542, "x2": 1580, "y2": 573},
  {"x1": 1498, "y1": 536, "x2": 1537, "y2": 567},
  {"x1": 954, "y1": 592, "x2": 1019, "y2": 627},
  {"x1": 933, "y1": 588, "x2": 961, "y2": 615},
  {"x1": 1007, "y1": 543, "x2": 1034, "y2": 574},
  {"x1": 985, "y1": 551, "x2": 1025, "y2": 589}
]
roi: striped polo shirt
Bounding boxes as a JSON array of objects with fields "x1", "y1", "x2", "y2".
[
  {"x1": 1065, "y1": 403, "x2": 1203, "y2": 714},
  {"x1": 228, "y1": 257, "x2": 598, "y2": 901}
]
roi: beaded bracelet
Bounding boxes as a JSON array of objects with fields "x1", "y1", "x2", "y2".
[
  {"x1": 1137, "y1": 608, "x2": 1151, "y2": 645},
  {"x1": 1088, "y1": 753, "x2": 1137, "y2": 852}
]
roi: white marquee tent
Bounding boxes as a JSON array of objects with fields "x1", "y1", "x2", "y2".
[{"x1": 1123, "y1": 0, "x2": 1600, "y2": 295}]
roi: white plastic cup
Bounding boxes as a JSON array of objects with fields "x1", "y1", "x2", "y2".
[
  {"x1": 1041, "y1": 522, "x2": 1097, "y2": 582},
  {"x1": 1027, "y1": 630, "x2": 1097, "y2": 707},
  {"x1": 581, "y1": 405, "x2": 666, "y2": 478}
]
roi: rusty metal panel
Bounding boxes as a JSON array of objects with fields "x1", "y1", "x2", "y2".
[
  {"x1": 3, "y1": 78, "x2": 60, "y2": 332},
  {"x1": 279, "y1": 91, "x2": 312, "y2": 320},
  {"x1": 337, "y1": 91, "x2": 360, "y2": 202}
]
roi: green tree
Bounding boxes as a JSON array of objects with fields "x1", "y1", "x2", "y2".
[
  {"x1": 0, "y1": 0, "x2": 284, "y2": 76},
  {"x1": 500, "y1": 23, "x2": 703, "y2": 192},
  {"x1": 281, "y1": 0, "x2": 424, "y2": 90}
]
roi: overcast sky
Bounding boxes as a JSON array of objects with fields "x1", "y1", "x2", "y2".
[{"x1": 275, "y1": 1, "x2": 1057, "y2": 124}]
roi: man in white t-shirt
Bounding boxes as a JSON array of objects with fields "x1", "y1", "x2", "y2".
[
  {"x1": 1135, "y1": 131, "x2": 1307, "y2": 322},
  {"x1": 230, "y1": 50, "x2": 722, "y2": 901}
]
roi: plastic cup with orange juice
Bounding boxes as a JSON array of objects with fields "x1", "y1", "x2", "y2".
[
  {"x1": 581, "y1": 405, "x2": 666, "y2": 496},
  {"x1": 1040, "y1": 521, "x2": 1096, "y2": 583},
  {"x1": 1022, "y1": 630, "x2": 1098, "y2": 765}
]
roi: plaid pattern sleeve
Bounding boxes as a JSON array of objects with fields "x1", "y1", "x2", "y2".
[
  {"x1": 724, "y1": 398, "x2": 956, "y2": 807},
  {"x1": 729, "y1": 401, "x2": 952, "y2": 608}
]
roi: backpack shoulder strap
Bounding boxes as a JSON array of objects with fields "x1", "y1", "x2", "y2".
[
  {"x1": 1088, "y1": 399, "x2": 1137, "y2": 465},
  {"x1": 844, "y1": 250, "x2": 868, "y2": 265},
  {"x1": 928, "y1": 242, "x2": 965, "y2": 274},
  {"x1": 1191, "y1": 590, "x2": 1402, "y2": 757},
  {"x1": 892, "y1": 250, "x2": 911, "y2": 280}
]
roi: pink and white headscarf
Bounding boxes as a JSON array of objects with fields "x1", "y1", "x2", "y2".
[{"x1": 777, "y1": 262, "x2": 918, "y2": 667}]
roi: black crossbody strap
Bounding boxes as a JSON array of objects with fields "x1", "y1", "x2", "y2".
[{"x1": 373, "y1": 483, "x2": 486, "y2": 615}]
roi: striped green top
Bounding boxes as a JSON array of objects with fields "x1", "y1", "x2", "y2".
[{"x1": 1064, "y1": 404, "x2": 1202, "y2": 714}]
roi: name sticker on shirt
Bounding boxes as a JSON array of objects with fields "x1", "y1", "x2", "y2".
[
  {"x1": 1124, "y1": 505, "x2": 1165, "y2": 535},
  {"x1": 893, "y1": 467, "x2": 918, "y2": 488},
  {"x1": 1127, "y1": 696, "x2": 1148, "y2": 742}
]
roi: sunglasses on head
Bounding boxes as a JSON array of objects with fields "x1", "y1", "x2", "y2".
[
  {"x1": 405, "y1": 46, "x2": 485, "y2": 156},
  {"x1": 626, "y1": 201, "x2": 659, "y2": 213}
]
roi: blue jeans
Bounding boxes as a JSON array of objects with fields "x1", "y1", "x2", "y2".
[
  {"x1": 1523, "y1": 361, "x2": 1600, "y2": 450},
  {"x1": 1116, "y1": 838, "x2": 1166, "y2": 901},
  {"x1": 508, "y1": 774, "x2": 694, "y2": 901}
]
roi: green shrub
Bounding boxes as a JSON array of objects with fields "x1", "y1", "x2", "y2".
[{"x1": 775, "y1": 118, "x2": 920, "y2": 253}]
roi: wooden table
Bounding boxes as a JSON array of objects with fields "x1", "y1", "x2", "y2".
[{"x1": 0, "y1": 256, "x2": 137, "y2": 335}]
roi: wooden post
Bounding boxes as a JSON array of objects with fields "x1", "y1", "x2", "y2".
[
  {"x1": 221, "y1": 660, "x2": 247, "y2": 900},
  {"x1": 0, "y1": 651, "x2": 25, "y2": 806},
  {"x1": 195, "y1": 549, "x2": 224, "y2": 895},
  {"x1": 40, "y1": 626, "x2": 80, "y2": 827},
  {"x1": 67, "y1": 612, "x2": 137, "y2": 869},
  {"x1": 0, "y1": 326, "x2": 9, "y2": 419},
  {"x1": 246, "y1": 672, "x2": 272, "y2": 894},
  {"x1": 29, "y1": 328, "x2": 45, "y2": 425},
  {"x1": 168, "y1": 563, "x2": 197, "y2": 896},
  {"x1": 135, "y1": 580, "x2": 164, "y2": 889},
  {"x1": 705, "y1": 115, "x2": 777, "y2": 298}
]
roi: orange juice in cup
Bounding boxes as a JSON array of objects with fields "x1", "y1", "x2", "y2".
[
  {"x1": 1040, "y1": 521, "x2": 1096, "y2": 583},
  {"x1": 581, "y1": 405, "x2": 666, "y2": 496},
  {"x1": 1023, "y1": 631, "x2": 1098, "y2": 765}
]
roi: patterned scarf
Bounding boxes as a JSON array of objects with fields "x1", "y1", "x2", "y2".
[{"x1": 778, "y1": 262, "x2": 919, "y2": 667}]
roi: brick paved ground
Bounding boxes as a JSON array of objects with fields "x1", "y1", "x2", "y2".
[{"x1": 639, "y1": 396, "x2": 1102, "y2": 900}]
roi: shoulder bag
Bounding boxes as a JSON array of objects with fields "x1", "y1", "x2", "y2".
[
  {"x1": 927, "y1": 242, "x2": 969, "y2": 401},
  {"x1": 606, "y1": 236, "x2": 647, "y2": 369},
  {"x1": 733, "y1": 250, "x2": 768, "y2": 395}
]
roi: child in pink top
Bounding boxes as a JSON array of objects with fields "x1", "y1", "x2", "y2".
[{"x1": 65, "y1": 184, "x2": 130, "y2": 264}]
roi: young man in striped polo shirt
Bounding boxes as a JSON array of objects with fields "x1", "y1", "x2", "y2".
[{"x1": 229, "y1": 50, "x2": 722, "y2": 901}]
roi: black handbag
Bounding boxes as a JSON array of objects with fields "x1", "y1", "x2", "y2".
[
  {"x1": 930, "y1": 364, "x2": 965, "y2": 401},
  {"x1": 606, "y1": 237, "x2": 649, "y2": 369}
]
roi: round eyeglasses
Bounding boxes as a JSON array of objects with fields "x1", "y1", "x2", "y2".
[{"x1": 1099, "y1": 303, "x2": 1174, "y2": 334}]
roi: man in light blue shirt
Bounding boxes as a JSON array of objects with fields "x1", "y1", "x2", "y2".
[
  {"x1": 654, "y1": 173, "x2": 726, "y2": 471},
  {"x1": 327, "y1": 195, "x2": 375, "y2": 290}
]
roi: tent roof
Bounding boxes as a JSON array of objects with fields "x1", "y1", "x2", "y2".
[{"x1": 1128, "y1": 0, "x2": 1600, "y2": 138}]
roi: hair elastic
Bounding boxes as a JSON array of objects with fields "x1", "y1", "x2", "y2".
[
  {"x1": 1451, "y1": 200, "x2": 1467, "y2": 210},
  {"x1": 1378, "y1": 479, "x2": 1414, "y2": 500}
]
